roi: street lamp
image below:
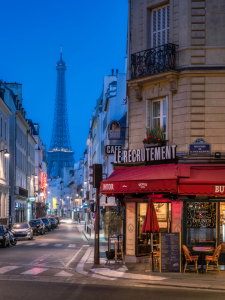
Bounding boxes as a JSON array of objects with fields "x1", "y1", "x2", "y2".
[
  {"x1": 0, "y1": 149, "x2": 10, "y2": 157},
  {"x1": 32, "y1": 173, "x2": 38, "y2": 178}
]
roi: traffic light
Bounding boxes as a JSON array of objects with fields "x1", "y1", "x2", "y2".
[{"x1": 92, "y1": 164, "x2": 102, "y2": 188}]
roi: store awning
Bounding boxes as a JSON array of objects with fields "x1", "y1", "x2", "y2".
[
  {"x1": 100, "y1": 164, "x2": 178, "y2": 195},
  {"x1": 178, "y1": 165, "x2": 225, "y2": 196}
]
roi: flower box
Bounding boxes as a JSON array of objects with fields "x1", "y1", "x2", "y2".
[{"x1": 144, "y1": 143, "x2": 162, "y2": 148}]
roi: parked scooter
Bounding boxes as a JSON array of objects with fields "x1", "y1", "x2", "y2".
[{"x1": 7, "y1": 229, "x2": 17, "y2": 246}]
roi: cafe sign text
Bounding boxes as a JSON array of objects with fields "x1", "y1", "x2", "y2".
[{"x1": 114, "y1": 145, "x2": 177, "y2": 164}]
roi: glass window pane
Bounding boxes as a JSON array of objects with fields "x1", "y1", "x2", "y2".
[
  {"x1": 153, "y1": 118, "x2": 160, "y2": 129},
  {"x1": 220, "y1": 202, "x2": 225, "y2": 253},
  {"x1": 163, "y1": 117, "x2": 166, "y2": 133},
  {"x1": 186, "y1": 202, "x2": 217, "y2": 250},
  {"x1": 153, "y1": 101, "x2": 160, "y2": 118},
  {"x1": 163, "y1": 100, "x2": 166, "y2": 116}
]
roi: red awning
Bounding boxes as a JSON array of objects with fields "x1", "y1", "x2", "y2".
[
  {"x1": 178, "y1": 165, "x2": 225, "y2": 196},
  {"x1": 100, "y1": 164, "x2": 178, "y2": 195}
]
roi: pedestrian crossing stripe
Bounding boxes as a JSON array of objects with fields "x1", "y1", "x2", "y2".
[
  {"x1": 0, "y1": 266, "x2": 20, "y2": 274},
  {"x1": 21, "y1": 268, "x2": 48, "y2": 275},
  {"x1": 0, "y1": 266, "x2": 74, "y2": 277}
]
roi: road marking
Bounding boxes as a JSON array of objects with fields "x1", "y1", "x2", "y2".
[
  {"x1": 68, "y1": 244, "x2": 76, "y2": 248},
  {"x1": 78, "y1": 226, "x2": 88, "y2": 241},
  {"x1": 0, "y1": 266, "x2": 20, "y2": 274},
  {"x1": 54, "y1": 271, "x2": 73, "y2": 277},
  {"x1": 39, "y1": 243, "x2": 49, "y2": 246},
  {"x1": 21, "y1": 268, "x2": 48, "y2": 275},
  {"x1": 25, "y1": 243, "x2": 35, "y2": 246},
  {"x1": 54, "y1": 244, "x2": 63, "y2": 247},
  {"x1": 76, "y1": 247, "x2": 92, "y2": 275},
  {"x1": 65, "y1": 246, "x2": 88, "y2": 268}
]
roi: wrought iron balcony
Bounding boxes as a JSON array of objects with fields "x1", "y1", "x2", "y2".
[
  {"x1": 14, "y1": 186, "x2": 28, "y2": 198},
  {"x1": 131, "y1": 43, "x2": 178, "y2": 80}
]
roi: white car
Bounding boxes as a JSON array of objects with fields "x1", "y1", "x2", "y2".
[{"x1": 11, "y1": 222, "x2": 33, "y2": 240}]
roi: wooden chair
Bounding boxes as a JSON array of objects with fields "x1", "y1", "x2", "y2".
[
  {"x1": 205, "y1": 245, "x2": 221, "y2": 273},
  {"x1": 182, "y1": 245, "x2": 199, "y2": 273}
]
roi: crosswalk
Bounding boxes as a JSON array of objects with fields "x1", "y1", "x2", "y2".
[
  {"x1": 21, "y1": 243, "x2": 77, "y2": 248},
  {"x1": 0, "y1": 265, "x2": 75, "y2": 277}
]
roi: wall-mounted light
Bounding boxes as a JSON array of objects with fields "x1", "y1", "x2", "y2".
[
  {"x1": 0, "y1": 149, "x2": 10, "y2": 157},
  {"x1": 32, "y1": 173, "x2": 38, "y2": 178},
  {"x1": 215, "y1": 152, "x2": 221, "y2": 158}
]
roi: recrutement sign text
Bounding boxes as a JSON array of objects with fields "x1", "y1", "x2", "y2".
[{"x1": 114, "y1": 145, "x2": 177, "y2": 164}]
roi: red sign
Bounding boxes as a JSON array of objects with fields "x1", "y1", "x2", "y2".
[{"x1": 42, "y1": 173, "x2": 47, "y2": 200}]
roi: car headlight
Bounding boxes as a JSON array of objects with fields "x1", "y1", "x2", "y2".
[{"x1": 0, "y1": 236, "x2": 3, "y2": 240}]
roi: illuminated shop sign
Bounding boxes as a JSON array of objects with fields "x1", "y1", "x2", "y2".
[
  {"x1": 42, "y1": 173, "x2": 47, "y2": 200},
  {"x1": 105, "y1": 145, "x2": 122, "y2": 155},
  {"x1": 108, "y1": 120, "x2": 121, "y2": 140},
  {"x1": 114, "y1": 145, "x2": 177, "y2": 164}
]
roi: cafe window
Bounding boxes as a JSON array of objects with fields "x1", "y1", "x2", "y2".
[
  {"x1": 186, "y1": 202, "x2": 217, "y2": 249},
  {"x1": 220, "y1": 202, "x2": 225, "y2": 253},
  {"x1": 137, "y1": 202, "x2": 171, "y2": 256}
]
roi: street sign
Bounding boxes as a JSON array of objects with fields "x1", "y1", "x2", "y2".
[{"x1": 189, "y1": 138, "x2": 211, "y2": 155}]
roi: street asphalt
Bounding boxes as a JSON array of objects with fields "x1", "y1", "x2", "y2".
[
  {"x1": 0, "y1": 280, "x2": 224, "y2": 300},
  {"x1": 0, "y1": 219, "x2": 225, "y2": 299}
]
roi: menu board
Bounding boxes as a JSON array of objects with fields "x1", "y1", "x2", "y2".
[{"x1": 161, "y1": 233, "x2": 180, "y2": 272}]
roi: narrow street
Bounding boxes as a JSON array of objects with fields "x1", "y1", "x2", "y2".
[{"x1": 0, "y1": 220, "x2": 89, "y2": 279}]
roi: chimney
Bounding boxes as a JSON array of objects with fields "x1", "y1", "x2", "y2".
[{"x1": 111, "y1": 69, "x2": 114, "y2": 76}]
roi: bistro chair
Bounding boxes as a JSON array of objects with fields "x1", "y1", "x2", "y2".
[
  {"x1": 182, "y1": 245, "x2": 199, "y2": 273},
  {"x1": 205, "y1": 245, "x2": 222, "y2": 273}
]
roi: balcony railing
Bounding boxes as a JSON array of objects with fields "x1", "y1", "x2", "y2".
[
  {"x1": 14, "y1": 186, "x2": 28, "y2": 198},
  {"x1": 131, "y1": 43, "x2": 178, "y2": 80}
]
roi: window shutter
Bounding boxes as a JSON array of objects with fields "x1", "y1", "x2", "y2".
[
  {"x1": 152, "y1": 5, "x2": 170, "y2": 47},
  {"x1": 152, "y1": 10, "x2": 157, "y2": 48}
]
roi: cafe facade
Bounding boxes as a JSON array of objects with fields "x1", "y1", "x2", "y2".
[{"x1": 100, "y1": 149, "x2": 225, "y2": 269}]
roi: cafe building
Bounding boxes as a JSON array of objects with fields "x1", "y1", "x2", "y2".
[
  {"x1": 101, "y1": 149, "x2": 225, "y2": 270},
  {"x1": 100, "y1": 0, "x2": 225, "y2": 271}
]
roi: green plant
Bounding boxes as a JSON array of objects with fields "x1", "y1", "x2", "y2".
[
  {"x1": 143, "y1": 127, "x2": 165, "y2": 144},
  {"x1": 102, "y1": 211, "x2": 122, "y2": 251},
  {"x1": 37, "y1": 204, "x2": 49, "y2": 217}
]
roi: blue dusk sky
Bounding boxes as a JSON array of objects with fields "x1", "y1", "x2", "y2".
[{"x1": 0, "y1": 0, "x2": 128, "y2": 162}]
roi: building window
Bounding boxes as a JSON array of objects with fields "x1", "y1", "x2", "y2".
[
  {"x1": 152, "y1": 5, "x2": 170, "y2": 48},
  {"x1": 5, "y1": 121, "x2": 6, "y2": 141},
  {"x1": 0, "y1": 117, "x2": 2, "y2": 137},
  {"x1": 147, "y1": 99, "x2": 167, "y2": 139}
]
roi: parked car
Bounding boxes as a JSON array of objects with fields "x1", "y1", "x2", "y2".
[
  {"x1": 48, "y1": 217, "x2": 56, "y2": 230},
  {"x1": 53, "y1": 217, "x2": 58, "y2": 227},
  {"x1": 40, "y1": 218, "x2": 51, "y2": 232},
  {"x1": 11, "y1": 222, "x2": 33, "y2": 240},
  {"x1": 0, "y1": 225, "x2": 10, "y2": 248},
  {"x1": 54, "y1": 216, "x2": 60, "y2": 225},
  {"x1": 29, "y1": 219, "x2": 45, "y2": 235}
]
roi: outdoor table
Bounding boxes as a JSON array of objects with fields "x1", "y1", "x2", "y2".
[{"x1": 192, "y1": 246, "x2": 214, "y2": 273}]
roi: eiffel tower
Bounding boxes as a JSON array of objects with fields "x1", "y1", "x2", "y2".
[{"x1": 48, "y1": 46, "x2": 74, "y2": 178}]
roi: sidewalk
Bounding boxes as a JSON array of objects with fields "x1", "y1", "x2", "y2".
[{"x1": 75, "y1": 222, "x2": 225, "y2": 291}]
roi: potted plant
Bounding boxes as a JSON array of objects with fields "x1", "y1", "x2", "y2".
[
  {"x1": 102, "y1": 210, "x2": 122, "y2": 260},
  {"x1": 143, "y1": 127, "x2": 165, "y2": 147}
]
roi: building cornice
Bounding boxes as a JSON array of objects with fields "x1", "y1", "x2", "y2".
[
  {"x1": 0, "y1": 98, "x2": 12, "y2": 117},
  {"x1": 28, "y1": 132, "x2": 37, "y2": 145},
  {"x1": 15, "y1": 110, "x2": 30, "y2": 130}
]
